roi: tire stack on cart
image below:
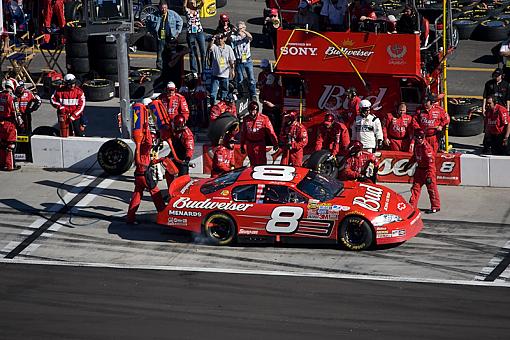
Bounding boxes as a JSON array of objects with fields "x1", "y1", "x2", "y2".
[
  {"x1": 447, "y1": 97, "x2": 484, "y2": 137},
  {"x1": 65, "y1": 22, "x2": 90, "y2": 80}
]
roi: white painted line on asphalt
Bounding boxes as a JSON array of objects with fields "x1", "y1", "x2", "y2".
[
  {"x1": 1, "y1": 242, "x2": 40, "y2": 256},
  {"x1": 1, "y1": 259, "x2": 509, "y2": 288},
  {"x1": 475, "y1": 240, "x2": 510, "y2": 281},
  {"x1": 70, "y1": 178, "x2": 116, "y2": 214}
]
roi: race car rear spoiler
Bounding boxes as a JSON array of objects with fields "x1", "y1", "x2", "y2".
[{"x1": 169, "y1": 175, "x2": 192, "y2": 198}]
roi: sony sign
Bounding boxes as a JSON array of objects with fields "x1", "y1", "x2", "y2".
[
  {"x1": 318, "y1": 85, "x2": 387, "y2": 111},
  {"x1": 280, "y1": 46, "x2": 318, "y2": 56}
]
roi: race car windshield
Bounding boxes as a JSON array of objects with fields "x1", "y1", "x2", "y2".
[
  {"x1": 297, "y1": 171, "x2": 344, "y2": 202},
  {"x1": 200, "y1": 168, "x2": 244, "y2": 195}
]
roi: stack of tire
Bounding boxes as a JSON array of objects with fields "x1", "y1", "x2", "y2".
[
  {"x1": 65, "y1": 21, "x2": 90, "y2": 79},
  {"x1": 447, "y1": 97, "x2": 484, "y2": 137},
  {"x1": 454, "y1": 1, "x2": 510, "y2": 41},
  {"x1": 82, "y1": 79, "x2": 115, "y2": 102},
  {"x1": 88, "y1": 35, "x2": 122, "y2": 82}
]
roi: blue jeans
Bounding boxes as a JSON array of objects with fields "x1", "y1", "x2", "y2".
[
  {"x1": 156, "y1": 39, "x2": 165, "y2": 69},
  {"x1": 187, "y1": 31, "x2": 206, "y2": 74},
  {"x1": 211, "y1": 76, "x2": 229, "y2": 104},
  {"x1": 236, "y1": 58, "x2": 256, "y2": 98}
]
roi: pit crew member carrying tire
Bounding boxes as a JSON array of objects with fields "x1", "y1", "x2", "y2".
[
  {"x1": 277, "y1": 110, "x2": 308, "y2": 166},
  {"x1": 351, "y1": 99, "x2": 383, "y2": 152},
  {"x1": 127, "y1": 99, "x2": 166, "y2": 224},
  {"x1": 338, "y1": 140, "x2": 379, "y2": 183},
  {"x1": 382, "y1": 102, "x2": 414, "y2": 152},
  {"x1": 0, "y1": 80, "x2": 23, "y2": 171},
  {"x1": 240, "y1": 101, "x2": 278, "y2": 166},
  {"x1": 403, "y1": 129, "x2": 441, "y2": 214},
  {"x1": 413, "y1": 95, "x2": 449, "y2": 153},
  {"x1": 314, "y1": 112, "x2": 350, "y2": 157},
  {"x1": 50, "y1": 74, "x2": 86, "y2": 137},
  {"x1": 211, "y1": 135, "x2": 236, "y2": 177}
]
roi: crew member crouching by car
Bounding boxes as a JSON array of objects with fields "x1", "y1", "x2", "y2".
[
  {"x1": 211, "y1": 135, "x2": 236, "y2": 177},
  {"x1": 338, "y1": 140, "x2": 378, "y2": 183},
  {"x1": 164, "y1": 114, "x2": 194, "y2": 187},
  {"x1": 278, "y1": 110, "x2": 308, "y2": 166},
  {"x1": 314, "y1": 112, "x2": 350, "y2": 157}
]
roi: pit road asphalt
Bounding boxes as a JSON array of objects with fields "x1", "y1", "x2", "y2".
[{"x1": 1, "y1": 0, "x2": 510, "y2": 338}]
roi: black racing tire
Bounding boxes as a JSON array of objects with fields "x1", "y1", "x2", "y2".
[
  {"x1": 97, "y1": 139, "x2": 134, "y2": 176},
  {"x1": 448, "y1": 113, "x2": 484, "y2": 137},
  {"x1": 339, "y1": 215, "x2": 374, "y2": 251},
  {"x1": 64, "y1": 1, "x2": 84, "y2": 22},
  {"x1": 472, "y1": 20, "x2": 510, "y2": 41},
  {"x1": 134, "y1": 68, "x2": 162, "y2": 79},
  {"x1": 83, "y1": 79, "x2": 115, "y2": 102},
  {"x1": 454, "y1": 1, "x2": 478, "y2": 12},
  {"x1": 208, "y1": 113, "x2": 240, "y2": 146},
  {"x1": 306, "y1": 150, "x2": 339, "y2": 178},
  {"x1": 93, "y1": 58, "x2": 118, "y2": 75},
  {"x1": 447, "y1": 97, "x2": 482, "y2": 116},
  {"x1": 65, "y1": 22, "x2": 88, "y2": 43},
  {"x1": 95, "y1": 44, "x2": 117, "y2": 59},
  {"x1": 454, "y1": 19, "x2": 478, "y2": 40},
  {"x1": 139, "y1": 5, "x2": 159, "y2": 24},
  {"x1": 32, "y1": 126, "x2": 60, "y2": 137},
  {"x1": 66, "y1": 57, "x2": 90, "y2": 73},
  {"x1": 216, "y1": 0, "x2": 228, "y2": 9},
  {"x1": 129, "y1": 76, "x2": 154, "y2": 100},
  {"x1": 202, "y1": 212, "x2": 236, "y2": 246},
  {"x1": 66, "y1": 42, "x2": 89, "y2": 58}
]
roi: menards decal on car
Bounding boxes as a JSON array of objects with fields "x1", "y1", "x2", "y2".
[
  {"x1": 172, "y1": 197, "x2": 253, "y2": 211},
  {"x1": 353, "y1": 183, "x2": 384, "y2": 212}
]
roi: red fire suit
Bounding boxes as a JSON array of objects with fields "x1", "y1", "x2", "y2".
[
  {"x1": 211, "y1": 145, "x2": 235, "y2": 177},
  {"x1": 342, "y1": 96, "x2": 361, "y2": 127},
  {"x1": 0, "y1": 91, "x2": 18, "y2": 170},
  {"x1": 157, "y1": 92, "x2": 190, "y2": 122},
  {"x1": 43, "y1": 0, "x2": 66, "y2": 29},
  {"x1": 338, "y1": 151, "x2": 378, "y2": 182},
  {"x1": 484, "y1": 104, "x2": 509, "y2": 154},
  {"x1": 314, "y1": 121, "x2": 350, "y2": 156},
  {"x1": 127, "y1": 134, "x2": 165, "y2": 224},
  {"x1": 240, "y1": 113, "x2": 278, "y2": 166},
  {"x1": 165, "y1": 126, "x2": 195, "y2": 188},
  {"x1": 279, "y1": 121, "x2": 308, "y2": 166},
  {"x1": 50, "y1": 86, "x2": 86, "y2": 137},
  {"x1": 383, "y1": 112, "x2": 414, "y2": 152},
  {"x1": 210, "y1": 101, "x2": 237, "y2": 121},
  {"x1": 413, "y1": 104, "x2": 449, "y2": 153},
  {"x1": 409, "y1": 140, "x2": 440, "y2": 210},
  {"x1": 15, "y1": 88, "x2": 41, "y2": 134}
]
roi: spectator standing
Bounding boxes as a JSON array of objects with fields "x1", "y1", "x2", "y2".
[
  {"x1": 403, "y1": 129, "x2": 441, "y2": 214},
  {"x1": 338, "y1": 140, "x2": 378, "y2": 183},
  {"x1": 483, "y1": 68, "x2": 510, "y2": 113},
  {"x1": 42, "y1": 0, "x2": 66, "y2": 33},
  {"x1": 320, "y1": 0, "x2": 348, "y2": 31},
  {"x1": 499, "y1": 35, "x2": 510, "y2": 80},
  {"x1": 293, "y1": 0, "x2": 320, "y2": 31},
  {"x1": 157, "y1": 81, "x2": 190, "y2": 122},
  {"x1": 240, "y1": 101, "x2": 278, "y2": 166},
  {"x1": 263, "y1": 8, "x2": 280, "y2": 52},
  {"x1": 231, "y1": 21, "x2": 257, "y2": 101},
  {"x1": 348, "y1": 0, "x2": 377, "y2": 31},
  {"x1": 413, "y1": 95, "x2": 449, "y2": 153},
  {"x1": 383, "y1": 102, "x2": 414, "y2": 152},
  {"x1": 146, "y1": 1, "x2": 183, "y2": 70},
  {"x1": 215, "y1": 13, "x2": 236, "y2": 38},
  {"x1": 208, "y1": 34, "x2": 236, "y2": 104},
  {"x1": 314, "y1": 112, "x2": 350, "y2": 157},
  {"x1": 257, "y1": 59, "x2": 272, "y2": 89},
  {"x1": 279, "y1": 111, "x2": 308, "y2": 166},
  {"x1": 0, "y1": 79, "x2": 22, "y2": 171},
  {"x1": 396, "y1": 5, "x2": 420, "y2": 34},
  {"x1": 211, "y1": 135, "x2": 236, "y2": 177},
  {"x1": 185, "y1": 1, "x2": 206, "y2": 76},
  {"x1": 482, "y1": 96, "x2": 510, "y2": 155},
  {"x1": 351, "y1": 99, "x2": 383, "y2": 152},
  {"x1": 14, "y1": 81, "x2": 42, "y2": 135},
  {"x1": 50, "y1": 74, "x2": 86, "y2": 137}
]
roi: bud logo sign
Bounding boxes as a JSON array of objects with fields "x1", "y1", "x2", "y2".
[{"x1": 319, "y1": 85, "x2": 387, "y2": 111}]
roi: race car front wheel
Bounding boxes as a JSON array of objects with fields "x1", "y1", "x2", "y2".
[
  {"x1": 203, "y1": 213, "x2": 236, "y2": 246},
  {"x1": 339, "y1": 216, "x2": 374, "y2": 251}
]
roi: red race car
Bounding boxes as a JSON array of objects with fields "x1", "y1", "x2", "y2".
[{"x1": 157, "y1": 166, "x2": 423, "y2": 250}]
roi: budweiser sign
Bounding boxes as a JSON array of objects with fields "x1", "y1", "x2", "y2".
[{"x1": 324, "y1": 45, "x2": 375, "y2": 62}]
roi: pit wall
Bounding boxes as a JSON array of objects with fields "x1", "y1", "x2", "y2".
[{"x1": 30, "y1": 136, "x2": 509, "y2": 187}]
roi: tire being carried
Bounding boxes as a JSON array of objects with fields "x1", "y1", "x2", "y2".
[
  {"x1": 338, "y1": 215, "x2": 374, "y2": 251},
  {"x1": 448, "y1": 113, "x2": 484, "y2": 137},
  {"x1": 306, "y1": 150, "x2": 339, "y2": 178},
  {"x1": 83, "y1": 79, "x2": 115, "y2": 102},
  {"x1": 97, "y1": 139, "x2": 134, "y2": 176},
  {"x1": 202, "y1": 212, "x2": 236, "y2": 246}
]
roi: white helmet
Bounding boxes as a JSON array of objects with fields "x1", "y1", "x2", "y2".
[
  {"x1": 2, "y1": 79, "x2": 15, "y2": 90},
  {"x1": 167, "y1": 81, "x2": 176, "y2": 90},
  {"x1": 64, "y1": 73, "x2": 76, "y2": 85},
  {"x1": 142, "y1": 97, "x2": 152, "y2": 106},
  {"x1": 360, "y1": 99, "x2": 372, "y2": 109}
]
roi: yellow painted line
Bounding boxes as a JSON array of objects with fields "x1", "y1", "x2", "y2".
[
  {"x1": 447, "y1": 66, "x2": 494, "y2": 72},
  {"x1": 448, "y1": 95, "x2": 483, "y2": 99}
]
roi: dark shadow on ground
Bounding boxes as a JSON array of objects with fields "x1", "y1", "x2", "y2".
[{"x1": 472, "y1": 54, "x2": 500, "y2": 65}]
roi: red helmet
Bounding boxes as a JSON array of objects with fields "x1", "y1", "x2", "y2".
[
  {"x1": 248, "y1": 100, "x2": 259, "y2": 112},
  {"x1": 323, "y1": 112, "x2": 335, "y2": 127},
  {"x1": 220, "y1": 13, "x2": 229, "y2": 22},
  {"x1": 173, "y1": 114, "x2": 186, "y2": 131},
  {"x1": 285, "y1": 110, "x2": 298, "y2": 122},
  {"x1": 348, "y1": 140, "x2": 363, "y2": 154}
]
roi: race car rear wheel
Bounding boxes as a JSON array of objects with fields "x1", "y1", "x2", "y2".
[
  {"x1": 203, "y1": 213, "x2": 236, "y2": 246},
  {"x1": 339, "y1": 216, "x2": 374, "y2": 251},
  {"x1": 306, "y1": 150, "x2": 339, "y2": 178}
]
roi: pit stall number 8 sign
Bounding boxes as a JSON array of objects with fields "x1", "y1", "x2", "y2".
[{"x1": 252, "y1": 166, "x2": 304, "y2": 234}]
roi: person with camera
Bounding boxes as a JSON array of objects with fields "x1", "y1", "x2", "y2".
[
  {"x1": 231, "y1": 21, "x2": 257, "y2": 101},
  {"x1": 208, "y1": 33, "x2": 236, "y2": 104}
]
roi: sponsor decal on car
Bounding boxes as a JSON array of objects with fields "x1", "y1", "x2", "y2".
[
  {"x1": 220, "y1": 190, "x2": 230, "y2": 196},
  {"x1": 180, "y1": 179, "x2": 197, "y2": 194},
  {"x1": 238, "y1": 229, "x2": 260, "y2": 235},
  {"x1": 168, "y1": 210, "x2": 202, "y2": 217},
  {"x1": 172, "y1": 197, "x2": 253, "y2": 212},
  {"x1": 167, "y1": 217, "x2": 188, "y2": 226},
  {"x1": 383, "y1": 192, "x2": 391, "y2": 211},
  {"x1": 391, "y1": 229, "x2": 406, "y2": 237},
  {"x1": 397, "y1": 202, "x2": 406, "y2": 211},
  {"x1": 331, "y1": 205, "x2": 350, "y2": 212},
  {"x1": 353, "y1": 183, "x2": 384, "y2": 212}
]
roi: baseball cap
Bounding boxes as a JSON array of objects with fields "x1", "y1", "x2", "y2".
[
  {"x1": 270, "y1": 8, "x2": 279, "y2": 16},
  {"x1": 493, "y1": 68, "x2": 503, "y2": 77}
]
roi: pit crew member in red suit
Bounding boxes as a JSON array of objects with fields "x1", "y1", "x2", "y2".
[
  {"x1": 14, "y1": 81, "x2": 42, "y2": 135},
  {"x1": 240, "y1": 101, "x2": 278, "y2": 166},
  {"x1": 209, "y1": 93, "x2": 237, "y2": 121},
  {"x1": 43, "y1": 0, "x2": 66, "y2": 32},
  {"x1": 279, "y1": 110, "x2": 308, "y2": 166},
  {"x1": 383, "y1": 102, "x2": 415, "y2": 152},
  {"x1": 404, "y1": 129, "x2": 440, "y2": 213},
  {"x1": 164, "y1": 114, "x2": 194, "y2": 187},
  {"x1": 314, "y1": 112, "x2": 350, "y2": 157},
  {"x1": 157, "y1": 81, "x2": 190, "y2": 122},
  {"x1": 338, "y1": 140, "x2": 379, "y2": 183},
  {"x1": 482, "y1": 95, "x2": 510, "y2": 155},
  {"x1": 211, "y1": 135, "x2": 235, "y2": 177},
  {"x1": 50, "y1": 74, "x2": 86, "y2": 137},
  {"x1": 126, "y1": 100, "x2": 165, "y2": 224},
  {"x1": 0, "y1": 80, "x2": 22, "y2": 171},
  {"x1": 340, "y1": 87, "x2": 361, "y2": 128},
  {"x1": 413, "y1": 95, "x2": 449, "y2": 153}
]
